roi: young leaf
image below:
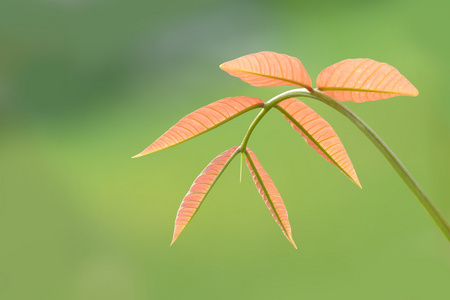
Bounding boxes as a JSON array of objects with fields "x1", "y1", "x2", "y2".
[
  {"x1": 276, "y1": 98, "x2": 360, "y2": 187},
  {"x1": 133, "y1": 97, "x2": 263, "y2": 158},
  {"x1": 171, "y1": 146, "x2": 239, "y2": 245},
  {"x1": 316, "y1": 58, "x2": 419, "y2": 102},
  {"x1": 220, "y1": 51, "x2": 312, "y2": 90},
  {"x1": 245, "y1": 148, "x2": 297, "y2": 249}
]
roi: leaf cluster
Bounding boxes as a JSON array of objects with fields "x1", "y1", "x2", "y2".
[{"x1": 133, "y1": 51, "x2": 419, "y2": 247}]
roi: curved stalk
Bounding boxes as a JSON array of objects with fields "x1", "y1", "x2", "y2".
[
  {"x1": 290, "y1": 88, "x2": 450, "y2": 240},
  {"x1": 239, "y1": 89, "x2": 310, "y2": 151},
  {"x1": 312, "y1": 90, "x2": 450, "y2": 240},
  {"x1": 238, "y1": 87, "x2": 450, "y2": 240}
]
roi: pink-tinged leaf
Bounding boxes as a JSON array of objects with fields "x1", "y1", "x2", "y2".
[
  {"x1": 245, "y1": 148, "x2": 297, "y2": 249},
  {"x1": 133, "y1": 97, "x2": 263, "y2": 158},
  {"x1": 277, "y1": 98, "x2": 360, "y2": 187},
  {"x1": 220, "y1": 51, "x2": 312, "y2": 90},
  {"x1": 171, "y1": 146, "x2": 239, "y2": 245},
  {"x1": 316, "y1": 58, "x2": 419, "y2": 102}
]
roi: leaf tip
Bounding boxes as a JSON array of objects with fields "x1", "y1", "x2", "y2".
[
  {"x1": 290, "y1": 238, "x2": 298, "y2": 249},
  {"x1": 132, "y1": 147, "x2": 157, "y2": 158},
  {"x1": 170, "y1": 231, "x2": 181, "y2": 246},
  {"x1": 353, "y1": 177, "x2": 362, "y2": 189},
  {"x1": 131, "y1": 150, "x2": 149, "y2": 159}
]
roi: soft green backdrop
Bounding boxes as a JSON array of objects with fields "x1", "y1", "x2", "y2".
[{"x1": 1, "y1": 0, "x2": 449, "y2": 299}]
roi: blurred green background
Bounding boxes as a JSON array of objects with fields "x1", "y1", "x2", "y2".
[{"x1": 1, "y1": 0, "x2": 449, "y2": 299}]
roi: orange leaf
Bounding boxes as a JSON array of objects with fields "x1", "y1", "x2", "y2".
[
  {"x1": 133, "y1": 97, "x2": 263, "y2": 158},
  {"x1": 245, "y1": 148, "x2": 297, "y2": 248},
  {"x1": 277, "y1": 98, "x2": 360, "y2": 187},
  {"x1": 171, "y1": 146, "x2": 239, "y2": 245},
  {"x1": 316, "y1": 58, "x2": 419, "y2": 102},
  {"x1": 220, "y1": 51, "x2": 312, "y2": 90}
]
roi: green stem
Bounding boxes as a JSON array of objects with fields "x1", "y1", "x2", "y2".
[
  {"x1": 239, "y1": 90, "x2": 304, "y2": 151},
  {"x1": 239, "y1": 107, "x2": 269, "y2": 151},
  {"x1": 291, "y1": 88, "x2": 450, "y2": 240}
]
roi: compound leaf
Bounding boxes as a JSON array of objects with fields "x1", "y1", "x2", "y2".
[
  {"x1": 220, "y1": 51, "x2": 312, "y2": 90},
  {"x1": 133, "y1": 97, "x2": 263, "y2": 158},
  {"x1": 316, "y1": 58, "x2": 419, "y2": 102},
  {"x1": 245, "y1": 148, "x2": 297, "y2": 248},
  {"x1": 277, "y1": 98, "x2": 360, "y2": 187},
  {"x1": 171, "y1": 146, "x2": 239, "y2": 245}
]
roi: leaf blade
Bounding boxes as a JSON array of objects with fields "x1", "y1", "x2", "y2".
[
  {"x1": 133, "y1": 97, "x2": 263, "y2": 158},
  {"x1": 171, "y1": 146, "x2": 239, "y2": 245},
  {"x1": 220, "y1": 51, "x2": 312, "y2": 90},
  {"x1": 277, "y1": 98, "x2": 360, "y2": 187},
  {"x1": 316, "y1": 58, "x2": 419, "y2": 102},
  {"x1": 245, "y1": 148, "x2": 297, "y2": 248}
]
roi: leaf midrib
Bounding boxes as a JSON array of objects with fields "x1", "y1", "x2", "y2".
[
  {"x1": 221, "y1": 65, "x2": 311, "y2": 89},
  {"x1": 318, "y1": 87, "x2": 414, "y2": 95},
  {"x1": 136, "y1": 103, "x2": 264, "y2": 157},
  {"x1": 245, "y1": 150, "x2": 296, "y2": 248},
  {"x1": 171, "y1": 147, "x2": 240, "y2": 244},
  {"x1": 275, "y1": 105, "x2": 360, "y2": 188}
]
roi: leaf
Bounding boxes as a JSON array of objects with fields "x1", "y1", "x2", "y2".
[
  {"x1": 171, "y1": 146, "x2": 239, "y2": 245},
  {"x1": 220, "y1": 51, "x2": 312, "y2": 90},
  {"x1": 316, "y1": 58, "x2": 419, "y2": 102},
  {"x1": 277, "y1": 98, "x2": 360, "y2": 187},
  {"x1": 133, "y1": 97, "x2": 263, "y2": 158},
  {"x1": 245, "y1": 148, "x2": 297, "y2": 248}
]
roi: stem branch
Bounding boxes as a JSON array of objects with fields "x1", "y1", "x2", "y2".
[{"x1": 239, "y1": 89, "x2": 310, "y2": 151}]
